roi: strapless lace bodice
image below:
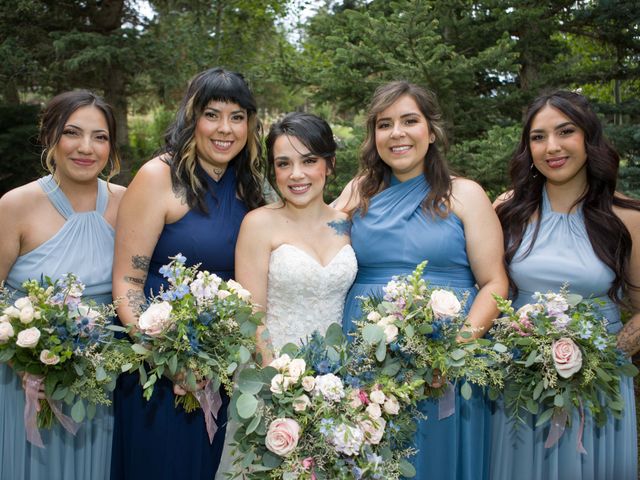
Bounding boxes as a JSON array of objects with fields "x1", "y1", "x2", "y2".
[{"x1": 266, "y1": 244, "x2": 357, "y2": 350}]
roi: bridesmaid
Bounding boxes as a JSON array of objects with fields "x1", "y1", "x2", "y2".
[
  {"x1": 110, "y1": 68, "x2": 265, "y2": 480},
  {"x1": 491, "y1": 90, "x2": 639, "y2": 480},
  {"x1": 334, "y1": 81, "x2": 508, "y2": 479},
  {"x1": 0, "y1": 90, "x2": 124, "y2": 480}
]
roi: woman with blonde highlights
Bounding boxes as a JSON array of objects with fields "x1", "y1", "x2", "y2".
[
  {"x1": 335, "y1": 81, "x2": 508, "y2": 480},
  {"x1": 0, "y1": 90, "x2": 125, "y2": 480},
  {"x1": 110, "y1": 67, "x2": 265, "y2": 480}
]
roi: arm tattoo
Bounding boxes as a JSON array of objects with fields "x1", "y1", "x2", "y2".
[
  {"x1": 126, "y1": 289, "x2": 146, "y2": 317},
  {"x1": 618, "y1": 323, "x2": 640, "y2": 356},
  {"x1": 131, "y1": 255, "x2": 151, "y2": 271},
  {"x1": 124, "y1": 275, "x2": 146, "y2": 286},
  {"x1": 328, "y1": 219, "x2": 351, "y2": 236}
]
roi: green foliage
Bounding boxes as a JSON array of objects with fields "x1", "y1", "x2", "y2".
[
  {"x1": 128, "y1": 106, "x2": 175, "y2": 173},
  {"x1": 0, "y1": 104, "x2": 42, "y2": 195}
]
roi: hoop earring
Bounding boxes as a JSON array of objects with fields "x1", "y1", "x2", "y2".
[{"x1": 530, "y1": 163, "x2": 538, "y2": 179}]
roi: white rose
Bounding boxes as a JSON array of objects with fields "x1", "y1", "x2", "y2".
[
  {"x1": 15, "y1": 297, "x2": 33, "y2": 310},
  {"x1": 378, "y1": 315, "x2": 396, "y2": 326},
  {"x1": 429, "y1": 290, "x2": 462, "y2": 319},
  {"x1": 77, "y1": 304, "x2": 101, "y2": 320},
  {"x1": 367, "y1": 311, "x2": 382, "y2": 322},
  {"x1": 380, "y1": 323, "x2": 398, "y2": 343},
  {"x1": 216, "y1": 290, "x2": 232, "y2": 300},
  {"x1": 19, "y1": 306, "x2": 35, "y2": 324},
  {"x1": 0, "y1": 314, "x2": 9, "y2": 323},
  {"x1": 270, "y1": 374, "x2": 291, "y2": 394},
  {"x1": 16, "y1": 327, "x2": 41, "y2": 348},
  {"x1": 39, "y1": 349, "x2": 60, "y2": 365},
  {"x1": 0, "y1": 322, "x2": 15, "y2": 342},
  {"x1": 383, "y1": 395, "x2": 400, "y2": 415},
  {"x1": 236, "y1": 288, "x2": 252, "y2": 302},
  {"x1": 3, "y1": 306, "x2": 20, "y2": 319},
  {"x1": 365, "y1": 402, "x2": 382, "y2": 419},
  {"x1": 359, "y1": 417, "x2": 386, "y2": 445},
  {"x1": 301, "y1": 376, "x2": 315, "y2": 392},
  {"x1": 287, "y1": 359, "x2": 306, "y2": 382},
  {"x1": 369, "y1": 389, "x2": 386, "y2": 405},
  {"x1": 292, "y1": 394, "x2": 311, "y2": 412},
  {"x1": 226, "y1": 279, "x2": 243, "y2": 292},
  {"x1": 138, "y1": 301, "x2": 173, "y2": 337},
  {"x1": 270, "y1": 354, "x2": 292, "y2": 371}
]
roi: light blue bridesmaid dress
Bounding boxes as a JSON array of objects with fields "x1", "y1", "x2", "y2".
[
  {"x1": 0, "y1": 175, "x2": 115, "y2": 480},
  {"x1": 490, "y1": 187, "x2": 638, "y2": 480},
  {"x1": 342, "y1": 174, "x2": 491, "y2": 480}
]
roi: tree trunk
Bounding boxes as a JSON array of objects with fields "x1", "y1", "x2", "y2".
[{"x1": 104, "y1": 73, "x2": 131, "y2": 185}]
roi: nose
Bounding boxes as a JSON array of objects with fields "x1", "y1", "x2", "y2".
[
  {"x1": 390, "y1": 122, "x2": 405, "y2": 139},
  {"x1": 77, "y1": 134, "x2": 93, "y2": 153},
  {"x1": 546, "y1": 134, "x2": 561, "y2": 153},
  {"x1": 217, "y1": 117, "x2": 231, "y2": 134},
  {"x1": 290, "y1": 162, "x2": 304, "y2": 179}
]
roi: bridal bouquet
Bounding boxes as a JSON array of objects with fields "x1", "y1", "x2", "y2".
[
  {"x1": 229, "y1": 325, "x2": 422, "y2": 479},
  {"x1": 0, "y1": 274, "x2": 133, "y2": 447},
  {"x1": 349, "y1": 262, "x2": 506, "y2": 410},
  {"x1": 491, "y1": 289, "x2": 638, "y2": 451},
  {"x1": 124, "y1": 254, "x2": 262, "y2": 442}
]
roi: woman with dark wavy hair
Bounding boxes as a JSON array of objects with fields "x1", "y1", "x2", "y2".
[
  {"x1": 334, "y1": 81, "x2": 508, "y2": 480},
  {"x1": 111, "y1": 67, "x2": 265, "y2": 480},
  {"x1": 0, "y1": 90, "x2": 125, "y2": 480},
  {"x1": 491, "y1": 90, "x2": 640, "y2": 479}
]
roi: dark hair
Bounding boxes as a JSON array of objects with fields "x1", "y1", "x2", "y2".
[
  {"x1": 356, "y1": 81, "x2": 450, "y2": 216},
  {"x1": 163, "y1": 67, "x2": 265, "y2": 212},
  {"x1": 265, "y1": 112, "x2": 337, "y2": 198},
  {"x1": 496, "y1": 90, "x2": 640, "y2": 302},
  {"x1": 39, "y1": 90, "x2": 120, "y2": 181}
]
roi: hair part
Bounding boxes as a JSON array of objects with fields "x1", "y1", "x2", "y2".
[
  {"x1": 39, "y1": 90, "x2": 121, "y2": 182},
  {"x1": 265, "y1": 112, "x2": 337, "y2": 200},
  {"x1": 355, "y1": 80, "x2": 450, "y2": 217},
  {"x1": 163, "y1": 67, "x2": 265, "y2": 212},
  {"x1": 496, "y1": 90, "x2": 640, "y2": 302}
]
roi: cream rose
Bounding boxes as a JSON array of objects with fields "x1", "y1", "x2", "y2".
[
  {"x1": 0, "y1": 322, "x2": 14, "y2": 342},
  {"x1": 39, "y1": 349, "x2": 60, "y2": 365},
  {"x1": 0, "y1": 314, "x2": 9, "y2": 323},
  {"x1": 15, "y1": 297, "x2": 33, "y2": 310},
  {"x1": 265, "y1": 418, "x2": 300, "y2": 457},
  {"x1": 367, "y1": 311, "x2": 382, "y2": 322},
  {"x1": 369, "y1": 389, "x2": 386, "y2": 405},
  {"x1": 292, "y1": 394, "x2": 311, "y2": 412},
  {"x1": 301, "y1": 375, "x2": 315, "y2": 392},
  {"x1": 19, "y1": 306, "x2": 35, "y2": 324},
  {"x1": 16, "y1": 327, "x2": 41, "y2": 348},
  {"x1": 270, "y1": 354, "x2": 291, "y2": 371},
  {"x1": 216, "y1": 290, "x2": 232, "y2": 300},
  {"x1": 383, "y1": 395, "x2": 401, "y2": 415},
  {"x1": 381, "y1": 323, "x2": 398, "y2": 344},
  {"x1": 270, "y1": 374, "x2": 291, "y2": 394},
  {"x1": 365, "y1": 402, "x2": 382, "y2": 420},
  {"x1": 360, "y1": 417, "x2": 386, "y2": 445},
  {"x1": 287, "y1": 359, "x2": 306, "y2": 382},
  {"x1": 138, "y1": 301, "x2": 173, "y2": 336},
  {"x1": 348, "y1": 390, "x2": 363, "y2": 409},
  {"x1": 429, "y1": 290, "x2": 462, "y2": 319},
  {"x1": 3, "y1": 306, "x2": 20, "y2": 319},
  {"x1": 552, "y1": 338, "x2": 583, "y2": 378}
]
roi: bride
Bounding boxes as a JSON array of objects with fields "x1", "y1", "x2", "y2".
[{"x1": 234, "y1": 112, "x2": 357, "y2": 362}]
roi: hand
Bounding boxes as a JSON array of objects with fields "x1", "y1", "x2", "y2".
[
  {"x1": 171, "y1": 371, "x2": 206, "y2": 396},
  {"x1": 430, "y1": 368, "x2": 445, "y2": 389}
]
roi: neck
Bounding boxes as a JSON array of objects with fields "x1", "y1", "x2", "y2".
[
  {"x1": 544, "y1": 176, "x2": 588, "y2": 214},
  {"x1": 283, "y1": 197, "x2": 328, "y2": 222},
  {"x1": 199, "y1": 159, "x2": 228, "y2": 181},
  {"x1": 53, "y1": 174, "x2": 99, "y2": 212}
]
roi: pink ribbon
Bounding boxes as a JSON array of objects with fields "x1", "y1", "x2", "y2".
[
  {"x1": 543, "y1": 406, "x2": 586, "y2": 454},
  {"x1": 194, "y1": 380, "x2": 223, "y2": 444},
  {"x1": 23, "y1": 374, "x2": 80, "y2": 448},
  {"x1": 438, "y1": 381, "x2": 456, "y2": 420}
]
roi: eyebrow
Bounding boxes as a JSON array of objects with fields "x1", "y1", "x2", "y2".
[
  {"x1": 204, "y1": 107, "x2": 246, "y2": 114},
  {"x1": 530, "y1": 121, "x2": 575, "y2": 133},
  {"x1": 376, "y1": 112, "x2": 422, "y2": 122},
  {"x1": 274, "y1": 152, "x2": 315, "y2": 162},
  {"x1": 65, "y1": 123, "x2": 108, "y2": 134}
]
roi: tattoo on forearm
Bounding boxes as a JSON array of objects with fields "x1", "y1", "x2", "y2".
[
  {"x1": 328, "y1": 219, "x2": 351, "y2": 236},
  {"x1": 126, "y1": 289, "x2": 146, "y2": 317},
  {"x1": 131, "y1": 255, "x2": 151, "y2": 271},
  {"x1": 618, "y1": 323, "x2": 640, "y2": 355},
  {"x1": 124, "y1": 276, "x2": 146, "y2": 286}
]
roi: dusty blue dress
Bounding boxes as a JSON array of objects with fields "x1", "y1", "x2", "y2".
[
  {"x1": 110, "y1": 165, "x2": 247, "y2": 480},
  {"x1": 489, "y1": 188, "x2": 638, "y2": 480},
  {"x1": 0, "y1": 175, "x2": 115, "y2": 480},
  {"x1": 342, "y1": 174, "x2": 490, "y2": 480}
]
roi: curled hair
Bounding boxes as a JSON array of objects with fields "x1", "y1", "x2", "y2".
[
  {"x1": 39, "y1": 90, "x2": 120, "y2": 182},
  {"x1": 163, "y1": 67, "x2": 265, "y2": 212},
  {"x1": 496, "y1": 90, "x2": 640, "y2": 302},
  {"x1": 265, "y1": 112, "x2": 337, "y2": 199},
  {"x1": 356, "y1": 81, "x2": 450, "y2": 216}
]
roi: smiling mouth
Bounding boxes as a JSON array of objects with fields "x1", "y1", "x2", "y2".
[
  {"x1": 546, "y1": 156, "x2": 568, "y2": 168},
  {"x1": 390, "y1": 145, "x2": 411, "y2": 153},
  {"x1": 212, "y1": 140, "x2": 233, "y2": 151},
  {"x1": 288, "y1": 184, "x2": 311, "y2": 194},
  {"x1": 72, "y1": 158, "x2": 95, "y2": 166}
]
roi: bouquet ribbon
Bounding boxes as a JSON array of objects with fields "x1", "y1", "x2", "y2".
[
  {"x1": 438, "y1": 381, "x2": 456, "y2": 420},
  {"x1": 23, "y1": 373, "x2": 80, "y2": 448},
  {"x1": 543, "y1": 404, "x2": 587, "y2": 454},
  {"x1": 194, "y1": 380, "x2": 223, "y2": 444}
]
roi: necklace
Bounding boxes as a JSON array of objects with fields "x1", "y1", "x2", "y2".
[{"x1": 212, "y1": 166, "x2": 224, "y2": 177}]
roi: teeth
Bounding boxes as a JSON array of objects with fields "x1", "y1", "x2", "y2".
[
  {"x1": 391, "y1": 146, "x2": 411, "y2": 152},
  {"x1": 213, "y1": 140, "x2": 232, "y2": 148},
  {"x1": 290, "y1": 185, "x2": 309, "y2": 191}
]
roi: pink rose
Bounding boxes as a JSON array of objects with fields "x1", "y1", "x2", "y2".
[
  {"x1": 552, "y1": 337, "x2": 583, "y2": 378},
  {"x1": 265, "y1": 418, "x2": 300, "y2": 457},
  {"x1": 138, "y1": 302, "x2": 173, "y2": 336},
  {"x1": 429, "y1": 290, "x2": 461, "y2": 319}
]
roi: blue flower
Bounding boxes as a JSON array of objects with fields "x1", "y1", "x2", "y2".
[
  {"x1": 578, "y1": 320, "x2": 593, "y2": 339},
  {"x1": 351, "y1": 466, "x2": 364, "y2": 479},
  {"x1": 315, "y1": 359, "x2": 331, "y2": 374},
  {"x1": 198, "y1": 312, "x2": 214, "y2": 326},
  {"x1": 344, "y1": 374, "x2": 362, "y2": 388},
  {"x1": 426, "y1": 319, "x2": 445, "y2": 341},
  {"x1": 511, "y1": 348, "x2": 522, "y2": 360},
  {"x1": 319, "y1": 418, "x2": 334, "y2": 435},
  {"x1": 593, "y1": 336, "x2": 607, "y2": 351},
  {"x1": 174, "y1": 283, "x2": 189, "y2": 300},
  {"x1": 174, "y1": 254, "x2": 187, "y2": 264},
  {"x1": 161, "y1": 291, "x2": 176, "y2": 301}
]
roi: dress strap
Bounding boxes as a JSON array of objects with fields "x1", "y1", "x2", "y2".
[
  {"x1": 95, "y1": 179, "x2": 109, "y2": 215},
  {"x1": 37, "y1": 175, "x2": 74, "y2": 219}
]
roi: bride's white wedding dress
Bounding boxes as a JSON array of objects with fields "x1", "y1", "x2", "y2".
[
  {"x1": 215, "y1": 243, "x2": 357, "y2": 478},
  {"x1": 265, "y1": 243, "x2": 357, "y2": 350}
]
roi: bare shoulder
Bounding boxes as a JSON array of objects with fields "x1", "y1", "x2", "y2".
[
  {"x1": 332, "y1": 176, "x2": 363, "y2": 211},
  {"x1": 613, "y1": 194, "x2": 640, "y2": 232},
  {"x1": 241, "y1": 205, "x2": 282, "y2": 230},
  {"x1": 450, "y1": 177, "x2": 491, "y2": 207},
  {"x1": 493, "y1": 190, "x2": 514, "y2": 208},
  {"x1": 0, "y1": 180, "x2": 47, "y2": 218},
  {"x1": 132, "y1": 156, "x2": 171, "y2": 186}
]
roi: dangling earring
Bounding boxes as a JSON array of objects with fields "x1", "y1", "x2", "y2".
[{"x1": 530, "y1": 163, "x2": 538, "y2": 179}]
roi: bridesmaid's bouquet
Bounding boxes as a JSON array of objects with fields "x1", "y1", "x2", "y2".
[
  {"x1": 124, "y1": 254, "x2": 262, "y2": 442},
  {"x1": 0, "y1": 275, "x2": 134, "y2": 447},
  {"x1": 228, "y1": 325, "x2": 422, "y2": 479},
  {"x1": 349, "y1": 261, "x2": 506, "y2": 410},
  {"x1": 490, "y1": 288, "x2": 638, "y2": 451}
]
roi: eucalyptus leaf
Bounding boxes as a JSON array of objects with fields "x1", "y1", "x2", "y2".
[
  {"x1": 168, "y1": 355, "x2": 178, "y2": 375},
  {"x1": 262, "y1": 451, "x2": 283, "y2": 468},
  {"x1": 238, "y1": 346, "x2": 251, "y2": 364},
  {"x1": 363, "y1": 324, "x2": 385, "y2": 345},
  {"x1": 227, "y1": 362, "x2": 238, "y2": 375},
  {"x1": 238, "y1": 368, "x2": 264, "y2": 395},
  {"x1": 86, "y1": 402, "x2": 97, "y2": 420},
  {"x1": 460, "y1": 381, "x2": 472, "y2": 400},
  {"x1": 398, "y1": 459, "x2": 417, "y2": 478},
  {"x1": 450, "y1": 349, "x2": 466, "y2": 361},
  {"x1": 71, "y1": 399, "x2": 86, "y2": 423},
  {"x1": 236, "y1": 393, "x2": 258, "y2": 419},
  {"x1": 375, "y1": 339, "x2": 387, "y2": 362},
  {"x1": 95, "y1": 366, "x2": 107, "y2": 382},
  {"x1": 533, "y1": 381, "x2": 544, "y2": 400},
  {"x1": 325, "y1": 323, "x2": 344, "y2": 346},
  {"x1": 535, "y1": 407, "x2": 555, "y2": 427},
  {"x1": 404, "y1": 324, "x2": 415, "y2": 338},
  {"x1": 525, "y1": 349, "x2": 538, "y2": 367},
  {"x1": 493, "y1": 342, "x2": 508, "y2": 353},
  {"x1": 554, "y1": 394, "x2": 564, "y2": 407},
  {"x1": 132, "y1": 344, "x2": 150, "y2": 355},
  {"x1": 246, "y1": 413, "x2": 261, "y2": 434},
  {"x1": 526, "y1": 398, "x2": 539, "y2": 414}
]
